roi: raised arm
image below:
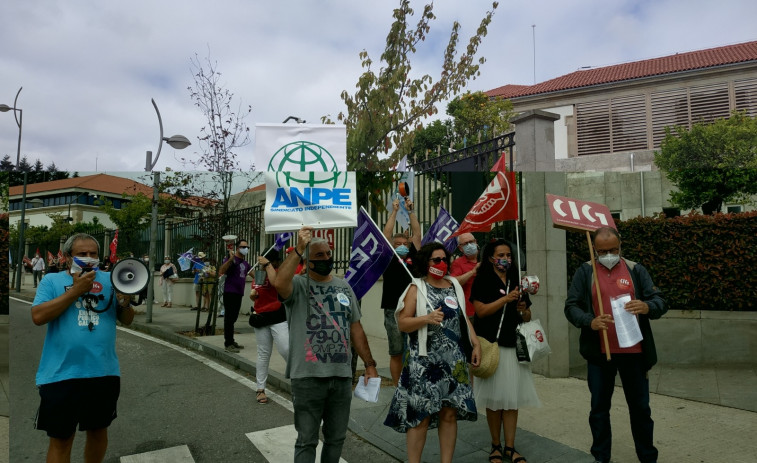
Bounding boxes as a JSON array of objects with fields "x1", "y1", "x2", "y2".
[{"x1": 273, "y1": 227, "x2": 311, "y2": 300}]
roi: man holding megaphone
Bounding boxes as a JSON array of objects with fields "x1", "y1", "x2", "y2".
[{"x1": 30, "y1": 233, "x2": 135, "y2": 463}]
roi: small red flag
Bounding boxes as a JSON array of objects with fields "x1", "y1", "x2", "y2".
[
  {"x1": 109, "y1": 230, "x2": 119, "y2": 264},
  {"x1": 451, "y1": 170, "x2": 518, "y2": 237},
  {"x1": 490, "y1": 153, "x2": 508, "y2": 173},
  {"x1": 57, "y1": 250, "x2": 65, "y2": 263},
  {"x1": 47, "y1": 251, "x2": 55, "y2": 264}
]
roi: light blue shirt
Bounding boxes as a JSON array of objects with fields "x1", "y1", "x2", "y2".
[{"x1": 33, "y1": 271, "x2": 120, "y2": 386}]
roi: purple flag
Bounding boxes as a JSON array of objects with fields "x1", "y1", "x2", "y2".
[
  {"x1": 177, "y1": 248, "x2": 193, "y2": 271},
  {"x1": 421, "y1": 206, "x2": 459, "y2": 255},
  {"x1": 273, "y1": 232, "x2": 293, "y2": 251},
  {"x1": 345, "y1": 208, "x2": 396, "y2": 300}
]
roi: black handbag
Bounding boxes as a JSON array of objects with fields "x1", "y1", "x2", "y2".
[{"x1": 248, "y1": 307, "x2": 287, "y2": 328}]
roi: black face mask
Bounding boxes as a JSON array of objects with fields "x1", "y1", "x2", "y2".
[{"x1": 309, "y1": 258, "x2": 334, "y2": 276}]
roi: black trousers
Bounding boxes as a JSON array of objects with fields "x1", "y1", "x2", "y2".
[{"x1": 222, "y1": 292, "x2": 243, "y2": 347}]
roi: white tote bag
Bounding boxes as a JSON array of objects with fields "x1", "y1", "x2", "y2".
[{"x1": 516, "y1": 319, "x2": 551, "y2": 363}]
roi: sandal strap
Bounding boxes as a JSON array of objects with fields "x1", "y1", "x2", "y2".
[{"x1": 489, "y1": 444, "x2": 504, "y2": 462}]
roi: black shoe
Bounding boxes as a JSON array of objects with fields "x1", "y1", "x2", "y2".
[{"x1": 232, "y1": 342, "x2": 244, "y2": 349}]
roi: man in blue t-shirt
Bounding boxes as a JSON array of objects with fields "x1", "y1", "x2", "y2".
[{"x1": 31, "y1": 233, "x2": 135, "y2": 463}]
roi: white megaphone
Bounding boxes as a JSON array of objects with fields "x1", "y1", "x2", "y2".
[{"x1": 110, "y1": 257, "x2": 150, "y2": 295}]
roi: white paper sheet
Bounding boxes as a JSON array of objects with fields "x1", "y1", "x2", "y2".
[
  {"x1": 610, "y1": 294, "x2": 643, "y2": 348},
  {"x1": 353, "y1": 376, "x2": 382, "y2": 403}
]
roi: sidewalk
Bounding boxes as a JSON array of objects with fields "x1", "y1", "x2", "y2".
[{"x1": 11, "y1": 289, "x2": 757, "y2": 462}]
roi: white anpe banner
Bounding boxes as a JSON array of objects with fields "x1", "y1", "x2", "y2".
[
  {"x1": 264, "y1": 171, "x2": 357, "y2": 232},
  {"x1": 254, "y1": 124, "x2": 347, "y2": 171}
]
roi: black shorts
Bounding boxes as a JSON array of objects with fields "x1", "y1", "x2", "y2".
[{"x1": 35, "y1": 376, "x2": 120, "y2": 439}]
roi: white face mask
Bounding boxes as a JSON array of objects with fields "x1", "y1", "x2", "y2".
[
  {"x1": 164, "y1": 259, "x2": 170, "y2": 264},
  {"x1": 70, "y1": 256, "x2": 100, "y2": 274},
  {"x1": 239, "y1": 248, "x2": 249, "y2": 256},
  {"x1": 598, "y1": 253, "x2": 620, "y2": 270}
]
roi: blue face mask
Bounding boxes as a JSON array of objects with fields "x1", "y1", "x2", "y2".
[
  {"x1": 395, "y1": 245, "x2": 409, "y2": 257},
  {"x1": 462, "y1": 242, "x2": 478, "y2": 257}
]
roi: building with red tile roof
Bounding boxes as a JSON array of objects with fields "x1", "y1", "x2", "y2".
[{"x1": 486, "y1": 40, "x2": 757, "y2": 171}]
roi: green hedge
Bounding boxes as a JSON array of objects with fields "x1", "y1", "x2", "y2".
[{"x1": 566, "y1": 211, "x2": 757, "y2": 311}]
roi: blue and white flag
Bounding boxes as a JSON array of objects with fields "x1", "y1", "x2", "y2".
[
  {"x1": 422, "y1": 206, "x2": 460, "y2": 255},
  {"x1": 177, "y1": 248, "x2": 193, "y2": 271},
  {"x1": 273, "y1": 232, "x2": 293, "y2": 251},
  {"x1": 345, "y1": 207, "x2": 397, "y2": 300}
]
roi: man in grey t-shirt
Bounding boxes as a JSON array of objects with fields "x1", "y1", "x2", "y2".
[{"x1": 275, "y1": 226, "x2": 378, "y2": 463}]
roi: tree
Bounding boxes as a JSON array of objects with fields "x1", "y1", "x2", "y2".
[
  {"x1": 180, "y1": 52, "x2": 262, "y2": 261},
  {"x1": 654, "y1": 111, "x2": 757, "y2": 214},
  {"x1": 445, "y1": 90, "x2": 513, "y2": 149},
  {"x1": 0, "y1": 155, "x2": 13, "y2": 171},
  {"x1": 7, "y1": 157, "x2": 73, "y2": 185},
  {"x1": 324, "y1": 0, "x2": 499, "y2": 208}
]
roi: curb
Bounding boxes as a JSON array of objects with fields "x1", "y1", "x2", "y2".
[{"x1": 126, "y1": 322, "x2": 293, "y2": 397}]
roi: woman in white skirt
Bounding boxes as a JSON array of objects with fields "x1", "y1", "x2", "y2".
[{"x1": 471, "y1": 239, "x2": 540, "y2": 463}]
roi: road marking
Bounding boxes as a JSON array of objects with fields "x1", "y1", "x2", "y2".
[
  {"x1": 119, "y1": 445, "x2": 195, "y2": 462},
  {"x1": 246, "y1": 425, "x2": 347, "y2": 463},
  {"x1": 121, "y1": 327, "x2": 294, "y2": 413}
]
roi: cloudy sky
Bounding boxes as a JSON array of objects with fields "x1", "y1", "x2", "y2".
[{"x1": 1, "y1": 0, "x2": 755, "y2": 173}]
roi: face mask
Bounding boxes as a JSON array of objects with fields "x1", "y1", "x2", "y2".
[
  {"x1": 462, "y1": 242, "x2": 478, "y2": 257},
  {"x1": 164, "y1": 259, "x2": 170, "y2": 264},
  {"x1": 395, "y1": 245, "x2": 409, "y2": 257},
  {"x1": 428, "y1": 261, "x2": 448, "y2": 279},
  {"x1": 492, "y1": 258, "x2": 510, "y2": 272},
  {"x1": 239, "y1": 248, "x2": 250, "y2": 256},
  {"x1": 598, "y1": 253, "x2": 620, "y2": 270},
  {"x1": 70, "y1": 257, "x2": 100, "y2": 274},
  {"x1": 309, "y1": 258, "x2": 334, "y2": 276}
]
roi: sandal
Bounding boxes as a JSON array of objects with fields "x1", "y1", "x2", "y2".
[
  {"x1": 503, "y1": 446, "x2": 527, "y2": 463},
  {"x1": 489, "y1": 443, "x2": 504, "y2": 463},
  {"x1": 256, "y1": 389, "x2": 268, "y2": 404}
]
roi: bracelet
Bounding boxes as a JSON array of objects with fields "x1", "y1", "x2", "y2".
[
  {"x1": 262, "y1": 262, "x2": 270, "y2": 268},
  {"x1": 364, "y1": 359, "x2": 377, "y2": 368},
  {"x1": 294, "y1": 248, "x2": 303, "y2": 259}
]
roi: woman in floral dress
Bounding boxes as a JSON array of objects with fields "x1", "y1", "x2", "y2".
[{"x1": 384, "y1": 242, "x2": 481, "y2": 463}]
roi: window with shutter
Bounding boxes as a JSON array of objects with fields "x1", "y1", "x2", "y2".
[
  {"x1": 735, "y1": 78, "x2": 757, "y2": 117},
  {"x1": 576, "y1": 99, "x2": 610, "y2": 156},
  {"x1": 610, "y1": 94, "x2": 648, "y2": 152},
  {"x1": 651, "y1": 89, "x2": 688, "y2": 148},
  {"x1": 690, "y1": 83, "x2": 730, "y2": 123}
]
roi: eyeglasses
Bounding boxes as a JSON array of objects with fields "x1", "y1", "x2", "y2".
[
  {"x1": 238, "y1": 246, "x2": 249, "y2": 249},
  {"x1": 595, "y1": 247, "x2": 619, "y2": 256},
  {"x1": 428, "y1": 257, "x2": 446, "y2": 264}
]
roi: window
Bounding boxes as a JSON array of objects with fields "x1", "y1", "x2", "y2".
[
  {"x1": 735, "y1": 78, "x2": 757, "y2": 117},
  {"x1": 690, "y1": 83, "x2": 730, "y2": 123},
  {"x1": 726, "y1": 205, "x2": 743, "y2": 214},
  {"x1": 576, "y1": 99, "x2": 610, "y2": 156},
  {"x1": 651, "y1": 88, "x2": 688, "y2": 148}
]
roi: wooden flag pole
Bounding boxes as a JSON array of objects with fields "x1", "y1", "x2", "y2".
[{"x1": 586, "y1": 230, "x2": 611, "y2": 361}]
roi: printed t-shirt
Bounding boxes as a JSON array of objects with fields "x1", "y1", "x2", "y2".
[
  {"x1": 33, "y1": 271, "x2": 120, "y2": 386},
  {"x1": 222, "y1": 256, "x2": 252, "y2": 295},
  {"x1": 283, "y1": 275, "x2": 361, "y2": 379}
]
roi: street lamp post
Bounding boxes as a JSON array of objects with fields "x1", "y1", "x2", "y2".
[
  {"x1": 0, "y1": 87, "x2": 23, "y2": 167},
  {"x1": 66, "y1": 192, "x2": 90, "y2": 223},
  {"x1": 144, "y1": 99, "x2": 190, "y2": 323},
  {"x1": 1, "y1": 87, "x2": 28, "y2": 292}
]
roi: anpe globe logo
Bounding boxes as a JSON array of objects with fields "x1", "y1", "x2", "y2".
[
  {"x1": 268, "y1": 141, "x2": 338, "y2": 173},
  {"x1": 275, "y1": 171, "x2": 349, "y2": 189},
  {"x1": 269, "y1": 141, "x2": 347, "y2": 189}
]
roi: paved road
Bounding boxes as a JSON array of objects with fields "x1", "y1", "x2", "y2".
[{"x1": 10, "y1": 299, "x2": 398, "y2": 462}]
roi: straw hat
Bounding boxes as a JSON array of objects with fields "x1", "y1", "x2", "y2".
[
  {"x1": 472, "y1": 337, "x2": 500, "y2": 378},
  {"x1": 197, "y1": 252, "x2": 206, "y2": 259}
]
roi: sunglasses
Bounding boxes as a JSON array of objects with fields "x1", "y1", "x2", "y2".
[
  {"x1": 428, "y1": 257, "x2": 447, "y2": 264},
  {"x1": 238, "y1": 246, "x2": 249, "y2": 249}
]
